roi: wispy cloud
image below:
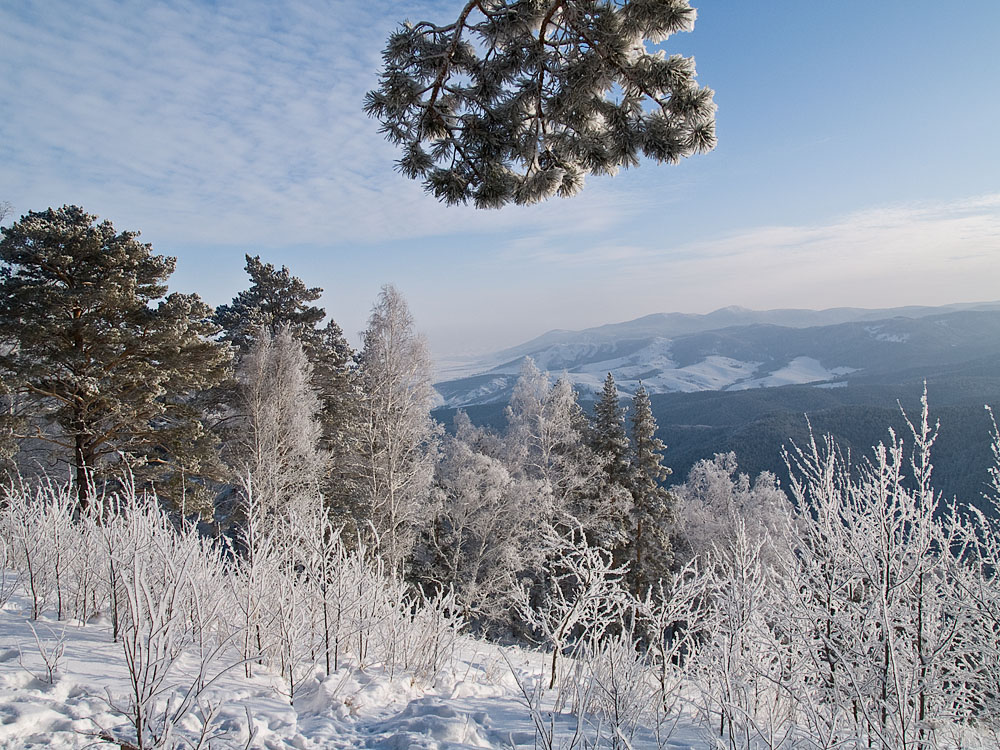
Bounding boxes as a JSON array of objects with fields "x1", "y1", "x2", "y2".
[
  {"x1": 3, "y1": 1, "x2": 997, "y2": 357},
  {"x1": 1, "y1": 0, "x2": 617, "y2": 246},
  {"x1": 491, "y1": 193, "x2": 1000, "y2": 334}
]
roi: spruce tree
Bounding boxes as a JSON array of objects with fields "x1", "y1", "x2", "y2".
[
  {"x1": 366, "y1": 0, "x2": 716, "y2": 207},
  {"x1": 588, "y1": 372, "x2": 633, "y2": 552},
  {"x1": 592, "y1": 372, "x2": 631, "y2": 488},
  {"x1": 0, "y1": 206, "x2": 232, "y2": 510},
  {"x1": 629, "y1": 383, "x2": 674, "y2": 595}
]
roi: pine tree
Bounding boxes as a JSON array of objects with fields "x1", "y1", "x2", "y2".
[
  {"x1": 215, "y1": 254, "x2": 327, "y2": 353},
  {"x1": 365, "y1": 0, "x2": 716, "y2": 207},
  {"x1": 629, "y1": 383, "x2": 674, "y2": 595},
  {"x1": 0, "y1": 206, "x2": 232, "y2": 510}
]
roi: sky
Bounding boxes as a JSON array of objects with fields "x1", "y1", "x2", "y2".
[{"x1": 1, "y1": 0, "x2": 999, "y2": 359}]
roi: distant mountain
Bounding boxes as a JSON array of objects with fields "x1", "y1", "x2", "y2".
[{"x1": 434, "y1": 303, "x2": 1000, "y2": 408}]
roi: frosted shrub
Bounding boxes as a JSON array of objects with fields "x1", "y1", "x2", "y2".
[
  {"x1": 516, "y1": 527, "x2": 630, "y2": 693},
  {"x1": 103, "y1": 491, "x2": 246, "y2": 750},
  {"x1": 397, "y1": 586, "x2": 463, "y2": 683},
  {"x1": 694, "y1": 520, "x2": 796, "y2": 750},
  {"x1": 0, "y1": 534, "x2": 18, "y2": 606},
  {"x1": 769, "y1": 394, "x2": 976, "y2": 750},
  {"x1": 634, "y1": 561, "x2": 710, "y2": 743},
  {"x1": 584, "y1": 622, "x2": 658, "y2": 750},
  {"x1": 954, "y1": 407, "x2": 1000, "y2": 738},
  {"x1": 1, "y1": 482, "x2": 64, "y2": 618},
  {"x1": 19, "y1": 621, "x2": 66, "y2": 684}
]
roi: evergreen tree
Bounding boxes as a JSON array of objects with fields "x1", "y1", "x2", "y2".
[
  {"x1": 215, "y1": 254, "x2": 327, "y2": 353},
  {"x1": 366, "y1": 0, "x2": 716, "y2": 207},
  {"x1": 0, "y1": 206, "x2": 232, "y2": 510},
  {"x1": 629, "y1": 383, "x2": 674, "y2": 595},
  {"x1": 588, "y1": 372, "x2": 633, "y2": 552},
  {"x1": 591, "y1": 372, "x2": 631, "y2": 487}
]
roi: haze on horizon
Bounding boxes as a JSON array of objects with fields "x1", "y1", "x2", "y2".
[{"x1": 2, "y1": 0, "x2": 998, "y2": 358}]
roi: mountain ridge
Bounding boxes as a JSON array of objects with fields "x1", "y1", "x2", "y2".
[{"x1": 434, "y1": 302, "x2": 1000, "y2": 408}]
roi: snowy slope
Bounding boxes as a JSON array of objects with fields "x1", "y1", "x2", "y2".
[
  {"x1": 728, "y1": 357, "x2": 858, "y2": 391},
  {"x1": 434, "y1": 307, "x2": 1000, "y2": 407},
  {"x1": 0, "y1": 589, "x2": 708, "y2": 750}
]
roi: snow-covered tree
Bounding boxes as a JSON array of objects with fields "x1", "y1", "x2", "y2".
[
  {"x1": 356, "y1": 285, "x2": 439, "y2": 571},
  {"x1": 215, "y1": 254, "x2": 358, "y2": 519},
  {"x1": 0, "y1": 206, "x2": 232, "y2": 510},
  {"x1": 414, "y1": 412, "x2": 539, "y2": 622},
  {"x1": 628, "y1": 384, "x2": 674, "y2": 596},
  {"x1": 366, "y1": 0, "x2": 716, "y2": 207},
  {"x1": 503, "y1": 357, "x2": 552, "y2": 480},
  {"x1": 956, "y1": 406, "x2": 1000, "y2": 737},
  {"x1": 515, "y1": 526, "x2": 629, "y2": 690},
  {"x1": 775, "y1": 396, "x2": 976, "y2": 749},
  {"x1": 591, "y1": 373, "x2": 630, "y2": 488},
  {"x1": 587, "y1": 372, "x2": 633, "y2": 554},
  {"x1": 233, "y1": 325, "x2": 326, "y2": 530},
  {"x1": 673, "y1": 452, "x2": 788, "y2": 565},
  {"x1": 505, "y1": 364, "x2": 593, "y2": 510}
]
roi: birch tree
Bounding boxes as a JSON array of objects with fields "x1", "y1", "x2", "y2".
[
  {"x1": 414, "y1": 413, "x2": 539, "y2": 621},
  {"x1": 235, "y1": 325, "x2": 326, "y2": 530},
  {"x1": 215, "y1": 254, "x2": 358, "y2": 519},
  {"x1": 356, "y1": 285, "x2": 439, "y2": 570}
]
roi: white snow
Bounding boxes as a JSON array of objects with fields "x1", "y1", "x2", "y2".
[
  {"x1": 864, "y1": 325, "x2": 910, "y2": 343},
  {"x1": 728, "y1": 357, "x2": 857, "y2": 390},
  {"x1": 0, "y1": 589, "x2": 708, "y2": 749},
  {"x1": 437, "y1": 337, "x2": 768, "y2": 405}
]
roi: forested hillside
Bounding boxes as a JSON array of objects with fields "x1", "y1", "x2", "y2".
[{"x1": 437, "y1": 373, "x2": 1000, "y2": 510}]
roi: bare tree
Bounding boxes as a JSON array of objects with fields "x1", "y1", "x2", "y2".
[
  {"x1": 357, "y1": 285, "x2": 439, "y2": 571},
  {"x1": 234, "y1": 325, "x2": 326, "y2": 532}
]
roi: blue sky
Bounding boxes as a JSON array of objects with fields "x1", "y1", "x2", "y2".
[{"x1": 2, "y1": 0, "x2": 998, "y2": 358}]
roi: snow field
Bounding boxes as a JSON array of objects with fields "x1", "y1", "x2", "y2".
[
  {"x1": 0, "y1": 484, "x2": 704, "y2": 749},
  {"x1": 0, "y1": 590, "x2": 703, "y2": 749}
]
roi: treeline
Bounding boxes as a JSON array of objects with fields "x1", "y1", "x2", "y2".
[{"x1": 0, "y1": 205, "x2": 686, "y2": 602}]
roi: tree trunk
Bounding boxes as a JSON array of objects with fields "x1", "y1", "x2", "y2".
[{"x1": 74, "y1": 432, "x2": 93, "y2": 512}]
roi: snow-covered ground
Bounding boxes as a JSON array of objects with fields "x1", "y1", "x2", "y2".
[
  {"x1": 727, "y1": 357, "x2": 857, "y2": 390},
  {"x1": 0, "y1": 588, "x2": 706, "y2": 750}
]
